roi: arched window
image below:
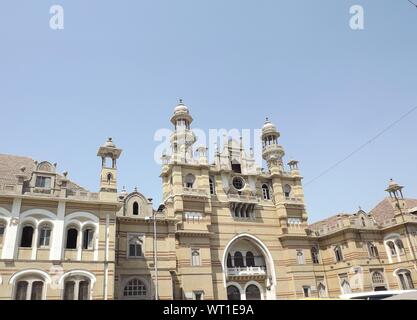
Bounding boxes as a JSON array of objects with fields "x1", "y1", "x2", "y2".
[
  {"x1": 372, "y1": 272, "x2": 385, "y2": 285},
  {"x1": 14, "y1": 279, "x2": 44, "y2": 300},
  {"x1": 397, "y1": 269, "x2": 414, "y2": 290},
  {"x1": 318, "y1": 283, "x2": 327, "y2": 298},
  {"x1": 209, "y1": 177, "x2": 216, "y2": 195},
  {"x1": 361, "y1": 217, "x2": 366, "y2": 227},
  {"x1": 191, "y1": 248, "x2": 201, "y2": 266},
  {"x1": 227, "y1": 285, "x2": 241, "y2": 300},
  {"x1": 283, "y1": 184, "x2": 291, "y2": 198},
  {"x1": 15, "y1": 281, "x2": 28, "y2": 300},
  {"x1": 334, "y1": 245, "x2": 343, "y2": 262},
  {"x1": 227, "y1": 253, "x2": 233, "y2": 268},
  {"x1": 66, "y1": 228, "x2": 78, "y2": 249},
  {"x1": 106, "y1": 172, "x2": 112, "y2": 184},
  {"x1": 395, "y1": 239, "x2": 405, "y2": 255},
  {"x1": 133, "y1": 202, "x2": 139, "y2": 215},
  {"x1": 367, "y1": 242, "x2": 379, "y2": 258},
  {"x1": 262, "y1": 184, "x2": 271, "y2": 200},
  {"x1": 246, "y1": 251, "x2": 255, "y2": 267},
  {"x1": 341, "y1": 279, "x2": 351, "y2": 294},
  {"x1": 387, "y1": 241, "x2": 397, "y2": 256},
  {"x1": 296, "y1": 250, "x2": 305, "y2": 265},
  {"x1": 63, "y1": 277, "x2": 91, "y2": 300},
  {"x1": 38, "y1": 225, "x2": 52, "y2": 248},
  {"x1": 123, "y1": 278, "x2": 147, "y2": 299},
  {"x1": 82, "y1": 228, "x2": 94, "y2": 250},
  {"x1": 20, "y1": 225, "x2": 34, "y2": 248},
  {"x1": 311, "y1": 247, "x2": 320, "y2": 264},
  {"x1": 234, "y1": 251, "x2": 244, "y2": 268},
  {"x1": 246, "y1": 284, "x2": 261, "y2": 300},
  {"x1": 185, "y1": 174, "x2": 195, "y2": 188}
]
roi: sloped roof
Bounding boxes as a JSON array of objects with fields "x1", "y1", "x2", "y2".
[
  {"x1": 369, "y1": 197, "x2": 417, "y2": 224},
  {"x1": 0, "y1": 153, "x2": 87, "y2": 192}
]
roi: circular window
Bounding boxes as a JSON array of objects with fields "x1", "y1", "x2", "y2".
[{"x1": 232, "y1": 177, "x2": 245, "y2": 190}]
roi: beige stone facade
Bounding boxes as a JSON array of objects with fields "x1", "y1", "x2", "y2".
[{"x1": 0, "y1": 101, "x2": 416, "y2": 300}]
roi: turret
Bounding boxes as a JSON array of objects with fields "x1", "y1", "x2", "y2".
[
  {"x1": 97, "y1": 138, "x2": 122, "y2": 202},
  {"x1": 170, "y1": 99, "x2": 196, "y2": 163},
  {"x1": 261, "y1": 118, "x2": 285, "y2": 174}
]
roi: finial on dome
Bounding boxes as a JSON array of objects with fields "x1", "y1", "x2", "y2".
[{"x1": 179, "y1": 98, "x2": 183, "y2": 105}]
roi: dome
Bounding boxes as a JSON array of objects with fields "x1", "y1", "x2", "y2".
[
  {"x1": 174, "y1": 99, "x2": 189, "y2": 114},
  {"x1": 262, "y1": 117, "x2": 279, "y2": 136},
  {"x1": 388, "y1": 179, "x2": 399, "y2": 188},
  {"x1": 103, "y1": 137, "x2": 116, "y2": 148}
]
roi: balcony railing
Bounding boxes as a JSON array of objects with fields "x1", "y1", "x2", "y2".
[
  {"x1": 227, "y1": 266, "x2": 267, "y2": 276},
  {"x1": 228, "y1": 194, "x2": 258, "y2": 203},
  {"x1": 182, "y1": 187, "x2": 208, "y2": 197}
]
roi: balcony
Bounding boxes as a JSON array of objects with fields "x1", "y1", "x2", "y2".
[
  {"x1": 227, "y1": 266, "x2": 267, "y2": 277},
  {"x1": 182, "y1": 187, "x2": 209, "y2": 199},
  {"x1": 228, "y1": 193, "x2": 258, "y2": 203}
]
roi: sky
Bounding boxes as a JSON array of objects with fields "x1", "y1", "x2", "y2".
[{"x1": 0, "y1": 0, "x2": 416, "y2": 223}]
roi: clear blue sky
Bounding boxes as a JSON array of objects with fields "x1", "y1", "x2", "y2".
[{"x1": 1, "y1": 1, "x2": 416, "y2": 223}]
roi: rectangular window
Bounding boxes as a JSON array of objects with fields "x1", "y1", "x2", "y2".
[
  {"x1": 82, "y1": 229, "x2": 94, "y2": 250},
  {"x1": 127, "y1": 234, "x2": 144, "y2": 258},
  {"x1": 191, "y1": 248, "x2": 201, "y2": 266},
  {"x1": 302, "y1": 286, "x2": 311, "y2": 298},
  {"x1": 35, "y1": 176, "x2": 51, "y2": 188},
  {"x1": 38, "y1": 228, "x2": 51, "y2": 248}
]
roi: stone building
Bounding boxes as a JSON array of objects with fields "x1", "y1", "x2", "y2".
[{"x1": 0, "y1": 101, "x2": 416, "y2": 300}]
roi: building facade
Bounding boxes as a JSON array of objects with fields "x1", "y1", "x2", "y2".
[{"x1": 0, "y1": 101, "x2": 416, "y2": 300}]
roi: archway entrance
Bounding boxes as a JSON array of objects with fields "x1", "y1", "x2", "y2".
[{"x1": 222, "y1": 234, "x2": 277, "y2": 300}]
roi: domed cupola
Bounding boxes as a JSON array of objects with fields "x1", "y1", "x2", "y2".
[{"x1": 171, "y1": 99, "x2": 193, "y2": 129}]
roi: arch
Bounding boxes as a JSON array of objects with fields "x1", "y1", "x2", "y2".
[
  {"x1": 283, "y1": 184, "x2": 292, "y2": 198},
  {"x1": 234, "y1": 251, "x2": 244, "y2": 267},
  {"x1": 184, "y1": 174, "x2": 196, "y2": 188},
  {"x1": 227, "y1": 253, "x2": 233, "y2": 268},
  {"x1": 244, "y1": 281, "x2": 263, "y2": 300},
  {"x1": 20, "y1": 209, "x2": 57, "y2": 222},
  {"x1": 262, "y1": 184, "x2": 271, "y2": 200},
  {"x1": 0, "y1": 207, "x2": 11, "y2": 218},
  {"x1": 221, "y1": 233, "x2": 277, "y2": 298},
  {"x1": 64, "y1": 211, "x2": 99, "y2": 225},
  {"x1": 246, "y1": 251, "x2": 255, "y2": 267},
  {"x1": 58, "y1": 270, "x2": 97, "y2": 288},
  {"x1": 9, "y1": 269, "x2": 52, "y2": 285},
  {"x1": 20, "y1": 225, "x2": 34, "y2": 248},
  {"x1": 334, "y1": 245, "x2": 343, "y2": 262},
  {"x1": 65, "y1": 227, "x2": 79, "y2": 249},
  {"x1": 371, "y1": 271, "x2": 385, "y2": 284},
  {"x1": 226, "y1": 282, "x2": 243, "y2": 300},
  {"x1": 393, "y1": 268, "x2": 414, "y2": 290},
  {"x1": 120, "y1": 276, "x2": 150, "y2": 300},
  {"x1": 133, "y1": 202, "x2": 139, "y2": 215}
]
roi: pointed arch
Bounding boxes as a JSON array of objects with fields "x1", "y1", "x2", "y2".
[{"x1": 221, "y1": 233, "x2": 276, "y2": 299}]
